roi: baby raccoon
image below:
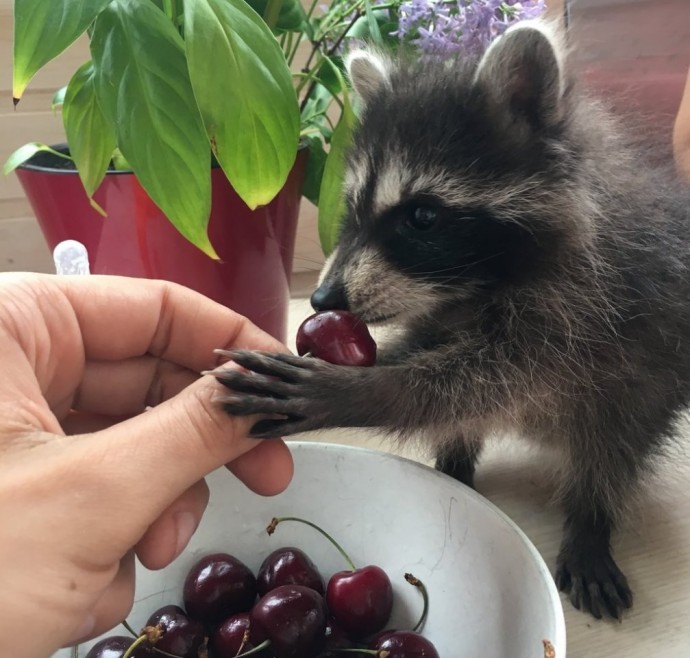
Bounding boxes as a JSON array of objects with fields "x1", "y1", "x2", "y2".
[{"x1": 216, "y1": 20, "x2": 690, "y2": 620}]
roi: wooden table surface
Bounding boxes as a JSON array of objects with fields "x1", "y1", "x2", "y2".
[{"x1": 286, "y1": 297, "x2": 690, "y2": 658}]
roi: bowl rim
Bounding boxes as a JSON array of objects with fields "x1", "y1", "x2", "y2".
[{"x1": 287, "y1": 439, "x2": 568, "y2": 656}]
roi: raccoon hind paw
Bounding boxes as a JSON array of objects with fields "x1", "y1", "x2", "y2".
[{"x1": 555, "y1": 543, "x2": 633, "y2": 620}]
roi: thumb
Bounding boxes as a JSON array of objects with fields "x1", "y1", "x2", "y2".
[{"x1": 74, "y1": 373, "x2": 293, "y2": 530}]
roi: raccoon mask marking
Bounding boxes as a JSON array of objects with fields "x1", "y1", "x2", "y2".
[
  {"x1": 313, "y1": 21, "x2": 578, "y2": 325},
  {"x1": 215, "y1": 19, "x2": 690, "y2": 622}
]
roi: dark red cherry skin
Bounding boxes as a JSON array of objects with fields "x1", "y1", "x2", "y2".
[
  {"x1": 326, "y1": 565, "x2": 393, "y2": 639},
  {"x1": 146, "y1": 604, "x2": 205, "y2": 658},
  {"x1": 316, "y1": 621, "x2": 358, "y2": 657},
  {"x1": 211, "y1": 612, "x2": 271, "y2": 657},
  {"x1": 257, "y1": 547, "x2": 325, "y2": 596},
  {"x1": 296, "y1": 311, "x2": 376, "y2": 366},
  {"x1": 84, "y1": 636, "x2": 150, "y2": 658},
  {"x1": 370, "y1": 630, "x2": 440, "y2": 658},
  {"x1": 251, "y1": 584, "x2": 328, "y2": 658},
  {"x1": 183, "y1": 553, "x2": 257, "y2": 624}
]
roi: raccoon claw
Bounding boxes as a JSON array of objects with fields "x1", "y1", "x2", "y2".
[
  {"x1": 249, "y1": 417, "x2": 312, "y2": 438},
  {"x1": 555, "y1": 546, "x2": 632, "y2": 620},
  {"x1": 218, "y1": 349, "x2": 319, "y2": 381},
  {"x1": 212, "y1": 349, "x2": 351, "y2": 436}
]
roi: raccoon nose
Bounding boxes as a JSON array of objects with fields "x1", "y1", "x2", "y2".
[{"x1": 310, "y1": 282, "x2": 349, "y2": 312}]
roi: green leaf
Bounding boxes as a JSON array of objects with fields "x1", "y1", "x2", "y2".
[
  {"x1": 3, "y1": 142, "x2": 72, "y2": 175},
  {"x1": 301, "y1": 135, "x2": 327, "y2": 206},
  {"x1": 262, "y1": 0, "x2": 283, "y2": 30},
  {"x1": 318, "y1": 98, "x2": 355, "y2": 255},
  {"x1": 301, "y1": 81, "x2": 336, "y2": 143},
  {"x1": 111, "y1": 148, "x2": 131, "y2": 171},
  {"x1": 315, "y1": 56, "x2": 345, "y2": 99},
  {"x1": 245, "y1": 0, "x2": 307, "y2": 32},
  {"x1": 63, "y1": 61, "x2": 116, "y2": 198},
  {"x1": 13, "y1": 0, "x2": 112, "y2": 101},
  {"x1": 347, "y1": 12, "x2": 398, "y2": 47},
  {"x1": 364, "y1": 0, "x2": 383, "y2": 45},
  {"x1": 184, "y1": 0, "x2": 300, "y2": 209},
  {"x1": 302, "y1": 81, "x2": 335, "y2": 122},
  {"x1": 51, "y1": 86, "x2": 67, "y2": 112},
  {"x1": 90, "y1": 0, "x2": 216, "y2": 258}
]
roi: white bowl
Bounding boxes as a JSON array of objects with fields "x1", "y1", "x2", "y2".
[{"x1": 58, "y1": 441, "x2": 566, "y2": 658}]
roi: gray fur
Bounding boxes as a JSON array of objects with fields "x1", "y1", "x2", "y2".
[{"x1": 216, "y1": 20, "x2": 690, "y2": 620}]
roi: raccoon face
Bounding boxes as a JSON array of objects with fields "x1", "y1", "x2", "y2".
[{"x1": 312, "y1": 20, "x2": 574, "y2": 324}]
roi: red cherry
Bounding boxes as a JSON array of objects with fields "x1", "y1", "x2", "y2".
[
  {"x1": 250, "y1": 584, "x2": 328, "y2": 658},
  {"x1": 326, "y1": 565, "x2": 393, "y2": 639},
  {"x1": 257, "y1": 546, "x2": 325, "y2": 596},
  {"x1": 84, "y1": 636, "x2": 150, "y2": 658},
  {"x1": 145, "y1": 605, "x2": 205, "y2": 658},
  {"x1": 296, "y1": 311, "x2": 376, "y2": 366},
  {"x1": 211, "y1": 612, "x2": 270, "y2": 657},
  {"x1": 370, "y1": 630, "x2": 440, "y2": 657},
  {"x1": 316, "y1": 621, "x2": 357, "y2": 657},
  {"x1": 182, "y1": 553, "x2": 257, "y2": 624}
]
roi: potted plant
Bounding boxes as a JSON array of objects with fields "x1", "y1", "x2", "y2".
[{"x1": 4, "y1": 0, "x2": 547, "y2": 341}]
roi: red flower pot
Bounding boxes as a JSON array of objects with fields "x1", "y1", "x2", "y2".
[{"x1": 16, "y1": 148, "x2": 308, "y2": 343}]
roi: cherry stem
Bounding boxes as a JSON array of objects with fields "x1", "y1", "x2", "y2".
[
  {"x1": 121, "y1": 620, "x2": 138, "y2": 638},
  {"x1": 234, "y1": 629, "x2": 251, "y2": 657},
  {"x1": 235, "y1": 639, "x2": 272, "y2": 657},
  {"x1": 120, "y1": 622, "x2": 185, "y2": 658},
  {"x1": 121, "y1": 634, "x2": 150, "y2": 658},
  {"x1": 267, "y1": 516, "x2": 357, "y2": 571},
  {"x1": 336, "y1": 650, "x2": 390, "y2": 657},
  {"x1": 405, "y1": 572, "x2": 430, "y2": 633}
]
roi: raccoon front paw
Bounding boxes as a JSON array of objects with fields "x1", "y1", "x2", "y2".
[
  {"x1": 555, "y1": 543, "x2": 633, "y2": 620},
  {"x1": 210, "y1": 349, "x2": 350, "y2": 438}
]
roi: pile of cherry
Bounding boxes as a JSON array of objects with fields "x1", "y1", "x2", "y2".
[{"x1": 85, "y1": 516, "x2": 439, "y2": 658}]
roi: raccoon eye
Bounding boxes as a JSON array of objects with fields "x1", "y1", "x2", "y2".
[{"x1": 407, "y1": 206, "x2": 438, "y2": 231}]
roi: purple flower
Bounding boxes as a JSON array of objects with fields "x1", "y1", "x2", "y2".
[{"x1": 394, "y1": 0, "x2": 547, "y2": 58}]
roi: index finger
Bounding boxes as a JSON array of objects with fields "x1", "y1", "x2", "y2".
[{"x1": 55, "y1": 275, "x2": 287, "y2": 371}]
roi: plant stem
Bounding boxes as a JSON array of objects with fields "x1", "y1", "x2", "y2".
[
  {"x1": 316, "y1": 0, "x2": 364, "y2": 36},
  {"x1": 287, "y1": 30, "x2": 305, "y2": 67},
  {"x1": 404, "y1": 573, "x2": 430, "y2": 633},
  {"x1": 300, "y1": 39, "x2": 324, "y2": 81},
  {"x1": 284, "y1": 30, "x2": 295, "y2": 61},
  {"x1": 304, "y1": 0, "x2": 321, "y2": 21},
  {"x1": 327, "y1": 9, "x2": 362, "y2": 58},
  {"x1": 298, "y1": 8, "x2": 361, "y2": 112},
  {"x1": 289, "y1": 0, "x2": 323, "y2": 68},
  {"x1": 162, "y1": 0, "x2": 174, "y2": 19},
  {"x1": 267, "y1": 517, "x2": 357, "y2": 571}
]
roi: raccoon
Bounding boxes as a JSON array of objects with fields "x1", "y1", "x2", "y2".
[{"x1": 215, "y1": 20, "x2": 690, "y2": 620}]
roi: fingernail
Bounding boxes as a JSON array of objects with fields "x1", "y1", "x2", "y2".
[
  {"x1": 174, "y1": 512, "x2": 198, "y2": 558},
  {"x1": 69, "y1": 614, "x2": 96, "y2": 645}
]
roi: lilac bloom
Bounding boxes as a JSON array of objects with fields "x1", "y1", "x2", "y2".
[{"x1": 394, "y1": 0, "x2": 547, "y2": 58}]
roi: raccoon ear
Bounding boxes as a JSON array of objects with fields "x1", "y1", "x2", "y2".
[
  {"x1": 345, "y1": 49, "x2": 391, "y2": 105},
  {"x1": 474, "y1": 20, "x2": 566, "y2": 130}
]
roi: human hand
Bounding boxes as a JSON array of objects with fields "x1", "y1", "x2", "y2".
[{"x1": 0, "y1": 273, "x2": 294, "y2": 658}]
